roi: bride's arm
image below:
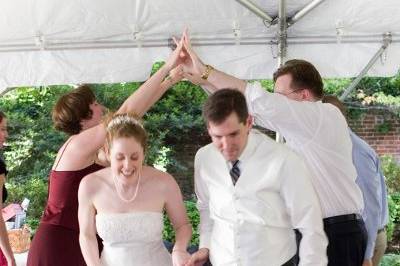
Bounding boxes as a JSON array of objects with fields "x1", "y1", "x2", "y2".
[
  {"x1": 163, "y1": 174, "x2": 192, "y2": 265},
  {"x1": 78, "y1": 175, "x2": 101, "y2": 266}
]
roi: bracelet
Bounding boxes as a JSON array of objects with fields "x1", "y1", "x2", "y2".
[{"x1": 201, "y1": 64, "x2": 214, "y2": 80}]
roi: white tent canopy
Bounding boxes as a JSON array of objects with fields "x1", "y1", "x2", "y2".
[{"x1": 0, "y1": 0, "x2": 399, "y2": 93}]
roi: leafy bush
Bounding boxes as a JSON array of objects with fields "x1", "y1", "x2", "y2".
[
  {"x1": 382, "y1": 155, "x2": 400, "y2": 195},
  {"x1": 381, "y1": 254, "x2": 400, "y2": 266},
  {"x1": 387, "y1": 194, "x2": 400, "y2": 241},
  {"x1": 163, "y1": 200, "x2": 200, "y2": 246},
  {"x1": 5, "y1": 177, "x2": 48, "y2": 233},
  {"x1": 381, "y1": 155, "x2": 400, "y2": 241}
]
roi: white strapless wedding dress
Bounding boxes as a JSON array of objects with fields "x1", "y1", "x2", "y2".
[{"x1": 96, "y1": 212, "x2": 173, "y2": 266}]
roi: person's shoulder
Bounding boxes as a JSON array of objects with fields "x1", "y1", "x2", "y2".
[
  {"x1": 80, "y1": 167, "x2": 109, "y2": 194},
  {"x1": 251, "y1": 130, "x2": 290, "y2": 155},
  {"x1": 195, "y1": 143, "x2": 215, "y2": 159},
  {"x1": 143, "y1": 166, "x2": 179, "y2": 192},
  {"x1": 350, "y1": 131, "x2": 377, "y2": 159}
]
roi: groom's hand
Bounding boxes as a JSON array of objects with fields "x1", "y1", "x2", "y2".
[{"x1": 185, "y1": 248, "x2": 209, "y2": 266}]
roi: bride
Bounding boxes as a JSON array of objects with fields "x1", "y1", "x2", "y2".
[{"x1": 78, "y1": 113, "x2": 192, "y2": 266}]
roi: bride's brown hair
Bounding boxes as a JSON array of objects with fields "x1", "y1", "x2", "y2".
[{"x1": 104, "y1": 112, "x2": 148, "y2": 154}]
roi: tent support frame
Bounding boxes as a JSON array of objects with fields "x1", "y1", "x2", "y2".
[
  {"x1": 339, "y1": 32, "x2": 393, "y2": 100},
  {"x1": 235, "y1": 0, "x2": 274, "y2": 26}
]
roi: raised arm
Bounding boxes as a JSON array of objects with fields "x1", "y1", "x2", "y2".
[
  {"x1": 117, "y1": 41, "x2": 185, "y2": 117},
  {"x1": 78, "y1": 176, "x2": 101, "y2": 266},
  {"x1": 70, "y1": 37, "x2": 185, "y2": 163}
]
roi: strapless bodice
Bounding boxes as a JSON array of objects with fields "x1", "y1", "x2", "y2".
[{"x1": 96, "y1": 212, "x2": 172, "y2": 266}]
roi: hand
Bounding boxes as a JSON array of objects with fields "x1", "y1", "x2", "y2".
[
  {"x1": 172, "y1": 249, "x2": 191, "y2": 266},
  {"x1": 181, "y1": 29, "x2": 206, "y2": 78},
  {"x1": 362, "y1": 259, "x2": 372, "y2": 266},
  {"x1": 164, "y1": 32, "x2": 186, "y2": 72},
  {"x1": 184, "y1": 248, "x2": 209, "y2": 266},
  {"x1": 165, "y1": 64, "x2": 184, "y2": 85}
]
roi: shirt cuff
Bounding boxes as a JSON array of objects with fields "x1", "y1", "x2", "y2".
[{"x1": 199, "y1": 233, "x2": 211, "y2": 250}]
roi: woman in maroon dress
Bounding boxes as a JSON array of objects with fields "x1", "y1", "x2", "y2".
[
  {"x1": 27, "y1": 37, "x2": 185, "y2": 266},
  {"x1": 0, "y1": 111, "x2": 15, "y2": 266}
]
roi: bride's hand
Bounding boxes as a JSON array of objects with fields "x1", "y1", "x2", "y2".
[{"x1": 172, "y1": 249, "x2": 191, "y2": 266}]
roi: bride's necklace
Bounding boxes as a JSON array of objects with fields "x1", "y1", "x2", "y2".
[{"x1": 112, "y1": 170, "x2": 142, "y2": 203}]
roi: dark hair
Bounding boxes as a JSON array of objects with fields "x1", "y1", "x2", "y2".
[
  {"x1": 104, "y1": 113, "x2": 148, "y2": 155},
  {"x1": 0, "y1": 111, "x2": 6, "y2": 123},
  {"x1": 322, "y1": 95, "x2": 347, "y2": 116},
  {"x1": 52, "y1": 85, "x2": 96, "y2": 135},
  {"x1": 273, "y1": 59, "x2": 324, "y2": 99},
  {"x1": 203, "y1": 89, "x2": 248, "y2": 125}
]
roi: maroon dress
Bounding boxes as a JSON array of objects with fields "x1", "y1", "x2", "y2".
[{"x1": 27, "y1": 163, "x2": 104, "y2": 266}]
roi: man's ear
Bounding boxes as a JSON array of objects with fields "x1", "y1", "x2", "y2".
[
  {"x1": 246, "y1": 115, "x2": 253, "y2": 129},
  {"x1": 302, "y1": 89, "x2": 313, "y2": 101}
]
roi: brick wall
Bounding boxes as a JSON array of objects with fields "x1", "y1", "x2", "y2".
[{"x1": 348, "y1": 109, "x2": 400, "y2": 161}]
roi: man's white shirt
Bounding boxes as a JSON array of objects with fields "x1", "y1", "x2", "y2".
[
  {"x1": 195, "y1": 130, "x2": 328, "y2": 266},
  {"x1": 245, "y1": 82, "x2": 364, "y2": 218}
]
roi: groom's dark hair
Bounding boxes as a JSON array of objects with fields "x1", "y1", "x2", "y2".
[{"x1": 203, "y1": 89, "x2": 249, "y2": 125}]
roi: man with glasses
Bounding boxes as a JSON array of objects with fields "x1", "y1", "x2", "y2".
[{"x1": 181, "y1": 36, "x2": 366, "y2": 266}]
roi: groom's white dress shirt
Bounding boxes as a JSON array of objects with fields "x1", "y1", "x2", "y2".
[
  {"x1": 245, "y1": 82, "x2": 364, "y2": 218},
  {"x1": 195, "y1": 130, "x2": 328, "y2": 266}
]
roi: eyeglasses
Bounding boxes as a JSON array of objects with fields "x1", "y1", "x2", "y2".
[{"x1": 275, "y1": 88, "x2": 304, "y2": 96}]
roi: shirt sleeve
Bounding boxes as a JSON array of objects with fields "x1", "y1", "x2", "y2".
[
  {"x1": 280, "y1": 151, "x2": 328, "y2": 266},
  {"x1": 244, "y1": 82, "x2": 322, "y2": 144},
  {"x1": 354, "y1": 149, "x2": 381, "y2": 260},
  {"x1": 194, "y1": 150, "x2": 213, "y2": 249}
]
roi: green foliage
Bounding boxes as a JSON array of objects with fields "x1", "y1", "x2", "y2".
[
  {"x1": 163, "y1": 200, "x2": 200, "y2": 246},
  {"x1": 375, "y1": 120, "x2": 393, "y2": 134},
  {"x1": 5, "y1": 177, "x2": 48, "y2": 233},
  {"x1": 387, "y1": 194, "x2": 400, "y2": 241},
  {"x1": 381, "y1": 155, "x2": 400, "y2": 242},
  {"x1": 381, "y1": 254, "x2": 400, "y2": 266},
  {"x1": 382, "y1": 155, "x2": 400, "y2": 195},
  {"x1": 1, "y1": 86, "x2": 69, "y2": 183},
  {"x1": 323, "y1": 78, "x2": 352, "y2": 95}
]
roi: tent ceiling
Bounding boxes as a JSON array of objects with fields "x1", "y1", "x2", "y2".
[{"x1": 0, "y1": 0, "x2": 399, "y2": 92}]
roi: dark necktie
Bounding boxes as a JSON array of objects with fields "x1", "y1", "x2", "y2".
[{"x1": 230, "y1": 160, "x2": 241, "y2": 185}]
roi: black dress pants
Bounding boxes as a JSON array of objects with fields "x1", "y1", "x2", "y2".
[{"x1": 323, "y1": 215, "x2": 367, "y2": 266}]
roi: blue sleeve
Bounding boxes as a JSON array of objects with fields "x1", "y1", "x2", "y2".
[{"x1": 354, "y1": 150, "x2": 381, "y2": 260}]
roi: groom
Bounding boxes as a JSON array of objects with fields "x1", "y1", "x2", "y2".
[{"x1": 185, "y1": 89, "x2": 327, "y2": 266}]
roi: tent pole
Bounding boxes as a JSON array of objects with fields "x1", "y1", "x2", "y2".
[
  {"x1": 287, "y1": 0, "x2": 326, "y2": 27},
  {"x1": 339, "y1": 32, "x2": 392, "y2": 101},
  {"x1": 235, "y1": 0, "x2": 274, "y2": 26},
  {"x1": 276, "y1": 0, "x2": 287, "y2": 142}
]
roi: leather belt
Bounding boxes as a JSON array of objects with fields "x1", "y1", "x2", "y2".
[{"x1": 323, "y1": 213, "x2": 362, "y2": 226}]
